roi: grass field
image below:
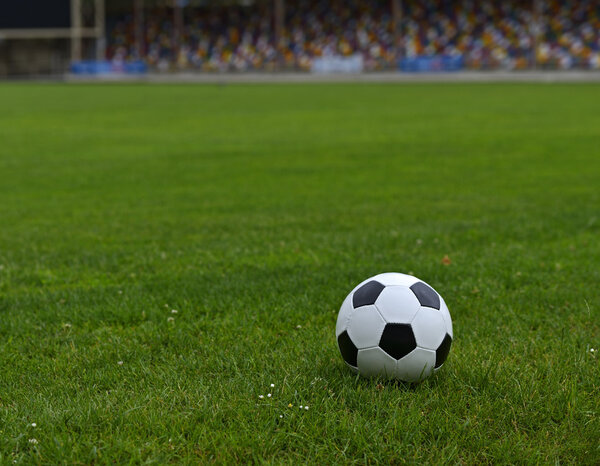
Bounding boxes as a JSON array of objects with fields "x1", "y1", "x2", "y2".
[{"x1": 0, "y1": 82, "x2": 599, "y2": 464}]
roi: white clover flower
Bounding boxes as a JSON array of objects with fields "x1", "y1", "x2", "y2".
[
  {"x1": 267, "y1": 393, "x2": 272, "y2": 398},
  {"x1": 28, "y1": 438, "x2": 38, "y2": 444},
  {"x1": 167, "y1": 317, "x2": 175, "y2": 322},
  {"x1": 31, "y1": 423, "x2": 37, "y2": 427},
  {"x1": 118, "y1": 361, "x2": 123, "y2": 366},
  {"x1": 270, "y1": 384, "x2": 274, "y2": 388},
  {"x1": 299, "y1": 405, "x2": 303, "y2": 409},
  {"x1": 258, "y1": 395, "x2": 264, "y2": 399},
  {"x1": 279, "y1": 415, "x2": 283, "y2": 418},
  {"x1": 591, "y1": 348, "x2": 596, "y2": 353},
  {"x1": 171, "y1": 309, "x2": 178, "y2": 314},
  {"x1": 305, "y1": 406, "x2": 309, "y2": 410}
]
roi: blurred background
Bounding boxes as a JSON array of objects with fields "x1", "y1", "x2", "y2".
[{"x1": 0, "y1": 0, "x2": 599, "y2": 77}]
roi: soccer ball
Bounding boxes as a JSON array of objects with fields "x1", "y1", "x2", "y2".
[{"x1": 336, "y1": 273, "x2": 453, "y2": 382}]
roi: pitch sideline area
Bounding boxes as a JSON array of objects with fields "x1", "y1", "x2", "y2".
[{"x1": 65, "y1": 70, "x2": 600, "y2": 84}]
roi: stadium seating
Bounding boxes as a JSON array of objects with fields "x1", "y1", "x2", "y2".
[{"x1": 106, "y1": 0, "x2": 600, "y2": 71}]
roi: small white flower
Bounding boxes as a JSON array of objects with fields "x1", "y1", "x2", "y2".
[
  {"x1": 591, "y1": 348, "x2": 595, "y2": 353},
  {"x1": 299, "y1": 405, "x2": 303, "y2": 409},
  {"x1": 118, "y1": 290, "x2": 123, "y2": 294},
  {"x1": 31, "y1": 423, "x2": 37, "y2": 427},
  {"x1": 167, "y1": 317, "x2": 175, "y2": 322},
  {"x1": 279, "y1": 415, "x2": 283, "y2": 418},
  {"x1": 118, "y1": 361, "x2": 123, "y2": 366},
  {"x1": 258, "y1": 395, "x2": 264, "y2": 399},
  {"x1": 171, "y1": 309, "x2": 178, "y2": 314},
  {"x1": 296, "y1": 325, "x2": 302, "y2": 329},
  {"x1": 267, "y1": 393, "x2": 272, "y2": 398},
  {"x1": 28, "y1": 438, "x2": 38, "y2": 444},
  {"x1": 270, "y1": 383, "x2": 274, "y2": 388},
  {"x1": 305, "y1": 406, "x2": 309, "y2": 410}
]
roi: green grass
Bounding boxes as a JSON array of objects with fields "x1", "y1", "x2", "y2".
[{"x1": 0, "y1": 82, "x2": 599, "y2": 464}]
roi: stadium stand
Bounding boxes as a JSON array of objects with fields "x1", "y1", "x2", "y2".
[
  {"x1": 105, "y1": 0, "x2": 600, "y2": 71},
  {"x1": 1, "y1": 0, "x2": 598, "y2": 76}
]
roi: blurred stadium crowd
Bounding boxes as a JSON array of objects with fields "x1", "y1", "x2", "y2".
[{"x1": 107, "y1": 0, "x2": 600, "y2": 71}]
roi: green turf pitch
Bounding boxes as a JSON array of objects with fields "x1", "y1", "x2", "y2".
[{"x1": 0, "y1": 82, "x2": 599, "y2": 464}]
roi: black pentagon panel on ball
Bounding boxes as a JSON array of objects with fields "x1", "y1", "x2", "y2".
[
  {"x1": 410, "y1": 282, "x2": 440, "y2": 310},
  {"x1": 378, "y1": 323, "x2": 417, "y2": 360},
  {"x1": 352, "y1": 281, "x2": 385, "y2": 308},
  {"x1": 435, "y1": 334, "x2": 452, "y2": 368},
  {"x1": 338, "y1": 330, "x2": 358, "y2": 367}
]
